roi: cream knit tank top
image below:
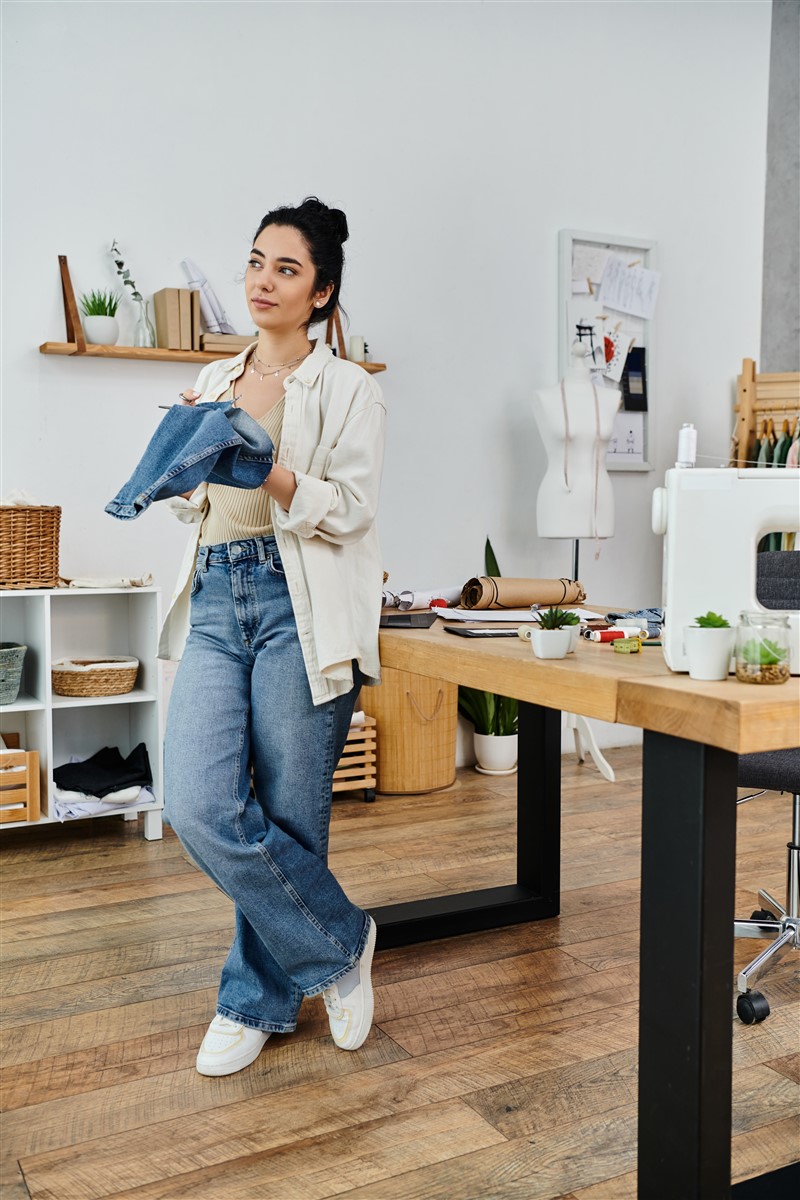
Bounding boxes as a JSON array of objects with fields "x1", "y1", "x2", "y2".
[{"x1": 199, "y1": 384, "x2": 285, "y2": 546}]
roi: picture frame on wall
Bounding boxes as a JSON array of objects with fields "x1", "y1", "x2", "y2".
[{"x1": 558, "y1": 229, "x2": 658, "y2": 472}]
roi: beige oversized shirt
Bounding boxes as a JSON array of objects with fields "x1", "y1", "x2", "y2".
[{"x1": 158, "y1": 339, "x2": 386, "y2": 705}]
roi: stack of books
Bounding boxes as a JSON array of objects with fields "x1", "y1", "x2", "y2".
[
  {"x1": 153, "y1": 289, "x2": 201, "y2": 351},
  {"x1": 200, "y1": 333, "x2": 256, "y2": 353}
]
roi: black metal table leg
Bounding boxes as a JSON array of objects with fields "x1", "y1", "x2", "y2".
[
  {"x1": 637, "y1": 731, "x2": 738, "y2": 1199},
  {"x1": 370, "y1": 702, "x2": 561, "y2": 948}
]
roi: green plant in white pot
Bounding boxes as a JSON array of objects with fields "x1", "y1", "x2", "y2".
[
  {"x1": 684, "y1": 611, "x2": 735, "y2": 681},
  {"x1": 458, "y1": 539, "x2": 519, "y2": 774},
  {"x1": 530, "y1": 606, "x2": 581, "y2": 659},
  {"x1": 80, "y1": 289, "x2": 122, "y2": 345}
]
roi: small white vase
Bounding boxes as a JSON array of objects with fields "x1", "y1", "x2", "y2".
[
  {"x1": 474, "y1": 732, "x2": 518, "y2": 774},
  {"x1": 531, "y1": 628, "x2": 572, "y2": 659},
  {"x1": 684, "y1": 626, "x2": 736, "y2": 681},
  {"x1": 83, "y1": 315, "x2": 119, "y2": 345}
]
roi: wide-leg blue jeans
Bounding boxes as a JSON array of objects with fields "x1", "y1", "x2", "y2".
[{"x1": 164, "y1": 535, "x2": 369, "y2": 1032}]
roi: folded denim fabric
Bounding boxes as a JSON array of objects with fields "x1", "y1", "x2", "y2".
[
  {"x1": 105, "y1": 402, "x2": 274, "y2": 520},
  {"x1": 605, "y1": 608, "x2": 664, "y2": 639},
  {"x1": 52, "y1": 743, "x2": 153, "y2": 798}
]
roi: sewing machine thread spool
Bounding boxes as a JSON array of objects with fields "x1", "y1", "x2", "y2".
[{"x1": 675, "y1": 423, "x2": 697, "y2": 469}]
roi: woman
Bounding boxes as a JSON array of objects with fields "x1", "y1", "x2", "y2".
[{"x1": 160, "y1": 197, "x2": 385, "y2": 1077}]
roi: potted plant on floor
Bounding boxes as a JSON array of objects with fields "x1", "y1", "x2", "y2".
[
  {"x1": 458, "y1": 539, "x2": 519, "y2": 774},
  {"x1": 684, "y1": 611, "x2": 735, "y2": 681},
  {"x1": 79, "y1": 288, "x2": 122, "y2": 345}
]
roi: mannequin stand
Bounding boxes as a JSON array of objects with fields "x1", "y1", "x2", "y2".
[{"x1": 565, "y1": 537, "x2": 616, "y2": 783}]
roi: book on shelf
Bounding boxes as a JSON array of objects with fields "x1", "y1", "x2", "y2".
[
  {"x1": 200, "y1": 333, "x2": 256, "y2": 352},
  {"x1": 191, "y1": 291, "x2": 200, "y2": 350},
  {"x1": 178, "y1": 290, "x2": 192, "y2": 350},
  {"x1": 153, "y1": 289, "x2": 181, "y2": 350}
]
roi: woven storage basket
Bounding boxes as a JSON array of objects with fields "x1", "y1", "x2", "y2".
[
  {"x1": 0, "y1": 506, "x2": 61, "y2": 589},
  {"x1": 0, "y1": 643, "x2": 27, "y2": 706},
  {"x1": 360, "y1": 665, "x2": 457, "y2": 794},
  {"x1": 51, "y1": 656, "x2": 139, "y2": 697}
]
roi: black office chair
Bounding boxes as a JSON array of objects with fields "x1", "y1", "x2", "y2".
[
  {"x1": 735, "y1": 749, "x2": 800, "y2": 1023},
  {"x1": 734, "y1": 551, "x2": 800, "y2": 1024}
]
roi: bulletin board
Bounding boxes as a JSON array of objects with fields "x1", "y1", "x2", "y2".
[{"x1": 558, "y1": 229, "x2": 658, "y2": 472}]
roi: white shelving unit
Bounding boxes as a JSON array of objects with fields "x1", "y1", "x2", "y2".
[{"x1": 0, "y1": 587, "x2": 163, "y2": 839}]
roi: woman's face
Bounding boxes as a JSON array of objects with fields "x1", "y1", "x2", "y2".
[{"x1": 245, "y1": 224, "x2": 332, "y2": 335}]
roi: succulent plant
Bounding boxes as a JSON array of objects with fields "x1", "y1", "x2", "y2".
[
  {"x1": 80, "y1": 288, "x2": 121, "y2": 317},
  {"x1": 694, "y1": 611, "x2": 730, "y2": 628},
  {"x1": 536, "y1": 606, "x2": 581, "y2": 630}
]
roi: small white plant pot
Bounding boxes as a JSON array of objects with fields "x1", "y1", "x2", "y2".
[
  {"x1": 530, "y1": 628, "x2": 573, "y2": 660},
  {"x1": 684, "y1": 626, "x2": 736, "y2": 681},
  {"x1": 474, "y1": 732, "x2": 518, "y2": 774},
  {"x1": 568, "y1": 625, "x2": 580, "y2": 653},
  {"x1": 83, "y1": 315, "x2": 119, "y2": 345}
]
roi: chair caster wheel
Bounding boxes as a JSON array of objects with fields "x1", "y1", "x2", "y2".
[
  {"x1": 750, "y1": 908, "x2": 777, "y2": 921},
  {"x1": 737, "y1": 990, "x2": 770, "y2": 1024}
]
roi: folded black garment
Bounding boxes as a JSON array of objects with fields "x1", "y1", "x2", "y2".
[{"x1": 53, "y1": 743, "x2": 153, "y2": 799}]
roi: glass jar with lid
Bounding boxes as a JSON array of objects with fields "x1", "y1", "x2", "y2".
[{"x1": 735, "y1": 611, "x2": 791, "y2": 685}]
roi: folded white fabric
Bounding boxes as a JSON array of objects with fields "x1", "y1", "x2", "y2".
[
  {"x1": 62, "y1": 574, "x2": 154, "y2": 589},
  {"x1": 53, "y1": 785, "x2": 156, "y2": 822},
  {"x1": 53, "y1": 784, "x2": 143, "y2": 803}
]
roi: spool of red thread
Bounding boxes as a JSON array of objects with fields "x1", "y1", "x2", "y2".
[{"x1": 586, "y1": 629, "x2": 627, "y2": 642}]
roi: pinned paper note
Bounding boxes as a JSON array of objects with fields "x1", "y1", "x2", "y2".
[
  {"x1": 603, "y1": 329, "x2": 635, "y2": 383},
  {"x1": 607, "y1": 411, "x2": 645, "y2": 463},
  {"x1": 599, "y1": 254, "x2": 661, "y2": 320},
  {"x1": 572, "y1": 245, "x2": 611, "y2": 294}
]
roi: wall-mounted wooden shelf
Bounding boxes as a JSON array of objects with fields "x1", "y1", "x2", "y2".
[
  {"x1": 38, "y1": 341, "x2": 386, "y2": 372},
  {"x1": 40, "y1": 256, "x2": 386, "y2": 373}
]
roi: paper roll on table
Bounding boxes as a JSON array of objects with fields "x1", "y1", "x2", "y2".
[{"x1": 460, "y1": 577, "x2": 586, "y2": 610}]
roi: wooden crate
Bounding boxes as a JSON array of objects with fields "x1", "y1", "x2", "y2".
[
  {"x1": 0, "y1": 747, "x2": 41, "y2": 823},
  {"x1": 332, "y1": 715, "x2": 377, "y2": 803}
]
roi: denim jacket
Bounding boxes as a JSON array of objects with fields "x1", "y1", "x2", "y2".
[
  {"x1": 104, "y1": 402, "x2": 274, "y2": 520},
  {"x1": 158, "y1": 339, "x2": 387, "y2": 705}
]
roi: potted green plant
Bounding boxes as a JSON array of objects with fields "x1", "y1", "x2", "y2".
[
  {"x1": 458, "y1": 539, "x2": 519, "y2": 774},
  {"x1": 79, "y1": 289, "x2": 122, "y2": 346},
  {"x1": 530, "y1": 606, "x2": 581, "y2": 659},
  {"x1": 684, "y1": 611, "x2": 735, "y2": 681}
]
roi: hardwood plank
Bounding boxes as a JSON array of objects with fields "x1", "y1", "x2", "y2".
[
  {"x1": 333, "y1": 1110, "x2": 641, "y2": 1200},
  {"x1": 730, "y1": 1116, "x2": 800, "y2": 1184},
  {"x1": 2, "y1": 928, "x2": 233, "y2": 996},
  {"x1": 765, "y1": 1053, "x2": 800, "y2": 1084},
  {"x1": 563, "y1": 930, "x2": 640, "y2": 973},
  {"x1": 16, "y1": 1007, "x2": 639, "y2": 1196},
  {"x1": 1, "y1": 871, "x2": 212, "y2": 920},
  {"x1": 100, "y1": 1099, "x2": 505, "y2": 1200}
]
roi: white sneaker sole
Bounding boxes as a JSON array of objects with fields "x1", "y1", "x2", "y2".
[{"x1": 334, "y1": 917, "x2": 377, "y2": 1051}]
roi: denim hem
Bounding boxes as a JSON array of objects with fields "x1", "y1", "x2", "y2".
[
  {"x1": 216, "y1": 1005, "x2": 297, "y2": 1034},
  {"x1": 302, "y1": 912, "x2": 373, "y2": 998}
]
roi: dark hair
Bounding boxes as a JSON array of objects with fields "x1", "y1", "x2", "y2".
[{"x1": 253, "y1": 196, "x2": 348, "y2": 328}]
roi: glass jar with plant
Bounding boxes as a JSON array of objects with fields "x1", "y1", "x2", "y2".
[
  {"x1": 735, "y1": 612, "x2": 790, "y2": 684},
  {"x1": 79, "y1": 288, "x2": 122, "y2": 346},
  {"x1": 109, "y1": 239, "x2": 155, "y2": 347},
  {"x1": 458, "y1": 539, "x2": 519, "y2": 773},
  {"x1": 684, "y1": 610, "x2": 735, "y2": 681}
]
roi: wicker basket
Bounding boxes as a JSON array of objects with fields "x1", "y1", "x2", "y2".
[
  {"x1": 0, "y1": 506, "x2": 61, "y2": 589},
  {"x1": 360, "y1": 665, "x2": 457, "y2": 794},
  {"x1": 51, "y1": 656, "x2": 139, "y2": 697},
  {"x1": 0, "y1": 643, "x2": 27, "y2": 705}
]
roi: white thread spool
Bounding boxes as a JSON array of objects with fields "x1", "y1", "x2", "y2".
[{"x1": 675, "y1": 422, "x2": 697, "y2": 468}]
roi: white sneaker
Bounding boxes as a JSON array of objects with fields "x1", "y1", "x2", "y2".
[
  {"x1": 195, "y1": 1015, "x2": 271, "y2": 1076},
  {"x1": 322, "y1": 917, "x2": 377, "y2": 1051}
]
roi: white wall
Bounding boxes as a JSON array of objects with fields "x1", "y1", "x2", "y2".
[{"x1": 2, "y1": 1, "x2": 771, "y2": 751}]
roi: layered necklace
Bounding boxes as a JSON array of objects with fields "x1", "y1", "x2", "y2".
[{"x1": 249, "y1": 346, "x2": 310, "y2": 381}]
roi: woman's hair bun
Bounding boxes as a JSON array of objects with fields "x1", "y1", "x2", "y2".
[{"x1": 299, "y1": 196, "x2": 349, "y2": 244}]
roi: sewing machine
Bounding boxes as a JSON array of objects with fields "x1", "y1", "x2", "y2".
[{"x1": 652, "y1": 467, "x2": 800, "y2": 674}]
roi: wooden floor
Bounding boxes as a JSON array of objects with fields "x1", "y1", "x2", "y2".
[{"x1": 1, "y1": 747, "x2": 798, "y2": 1199}]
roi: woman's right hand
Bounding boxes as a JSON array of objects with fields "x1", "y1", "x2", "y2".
[{"x1": 179, "y1": 389, "x2": 200, "y2": 405}]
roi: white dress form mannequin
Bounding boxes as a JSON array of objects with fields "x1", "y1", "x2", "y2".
[
  {"x1": 532, "y1": 343, "x2": 621, "y2": 540},
  {"x1": 532, "y1": 344, "x2": 622, "y2": 782}
]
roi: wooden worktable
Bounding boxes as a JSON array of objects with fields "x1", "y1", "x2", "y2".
[{"x1": 374, "y1": 620, "x2": 799, "y2": 1199}]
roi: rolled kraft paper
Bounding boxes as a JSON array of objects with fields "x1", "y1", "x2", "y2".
[{"x1": 460, "y1": 577, "x2": 587, "y2": 610}]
